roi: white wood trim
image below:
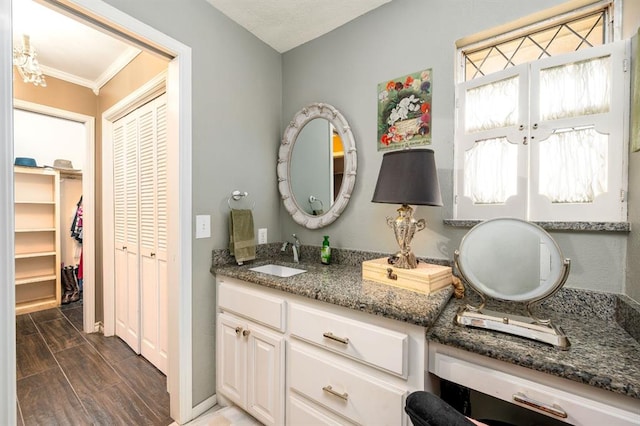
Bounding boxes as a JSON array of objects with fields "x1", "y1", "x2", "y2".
[
  {"x1": 103, "y1": 71, "x2": 167, "y2": 121},
  {"x1": 102, "y1": 115, "x2": 115, "y2": 337},
  {"x1": 1, "y1": 0, "x2": 17, "y2": 423},
  {"x1": 167, "y1": 51, "x2": 194, "y2": 424},
  {"x1": 13, "y1": 100, "x2": 96, "y2": 334},
  {"x1": 190, "y1": 394, "x2": 218, "y2": 420},
  {"x1": 73, "y1": 2, "x2": 194, "y2": 421}
]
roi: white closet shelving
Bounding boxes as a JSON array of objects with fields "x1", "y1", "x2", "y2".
[{"x1": 14, "y1": 166, "x2": 61, "y2": 314}]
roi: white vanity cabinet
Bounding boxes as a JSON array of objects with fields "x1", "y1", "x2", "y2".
[
  {"x1": 216, "y1": 279, "x2": 286, "y2": 426},
  {"x1": 215, "y1": 275, "x2": 429, "y2": 426},
  {"x1": 429, "y1": 342, "x2": 640, "y2": 426},
  {"x1": 287, "y1": 302, "x2": 416, "y2": 426}
]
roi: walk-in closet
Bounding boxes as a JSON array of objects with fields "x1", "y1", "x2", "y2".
[{"x1": 13, "y1": 109, "x2": 86, "y2": 314}]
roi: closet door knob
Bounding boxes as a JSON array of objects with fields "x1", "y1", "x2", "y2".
[
  {"x1": 150, "y1": 252, "x2": 156, "y2": 258},
  {"x1": 122, "y1": 246, "x2": 127, "y2": 250},
  {"x1": 235, "y1": 326, "x2": 243, "y2": 335},
  {"x1": 242, "y1": 329, "x2": 251, "y2": 337}
]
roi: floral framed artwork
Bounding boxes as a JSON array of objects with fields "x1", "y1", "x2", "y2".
[{"x1": 377, "y1": 69, "x2": 432, "y2": 151}]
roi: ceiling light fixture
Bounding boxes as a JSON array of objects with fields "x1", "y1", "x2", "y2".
[{"x1": 13, "y1": 35, "x2": 47, "y2": 87}]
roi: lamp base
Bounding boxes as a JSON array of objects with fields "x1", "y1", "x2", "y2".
[
  {"x1": 389, "y1": 251, "x2": 418, "y2": 269},
  {"x1": 386, "y1": 204, "x2": 426, "y2": 269}
]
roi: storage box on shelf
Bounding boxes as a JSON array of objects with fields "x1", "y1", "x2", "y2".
[{"x1": 14, "y1": 166, "x2": 61, "y2": 314}]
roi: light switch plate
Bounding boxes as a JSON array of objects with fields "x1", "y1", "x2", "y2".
[
  {"x1": 258, "y1": 228, "x2": 267, "y2": 244},
  {"x1": 195, "y1": 215, "x2": 211, "y2": 239}
]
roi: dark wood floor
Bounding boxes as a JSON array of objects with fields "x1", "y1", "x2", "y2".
[{"x1": 16, "y1": 300, "x2": 172, "y2": 425}]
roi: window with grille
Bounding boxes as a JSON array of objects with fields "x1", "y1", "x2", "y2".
[
  {"x1": 463, "y1": 10, "x2": 609, "y2": 81},
  {"x1": 454, "y1": 2, "x2": 629, "y2": 223}
]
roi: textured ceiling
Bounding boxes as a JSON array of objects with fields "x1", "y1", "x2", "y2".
[{"x1": 205, "y1": 0, "x2": 392, "y2": 52}]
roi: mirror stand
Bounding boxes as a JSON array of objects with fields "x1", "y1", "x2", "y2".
[{"x1": 454, "y1": 251, "x2": 572, "y2": 350}]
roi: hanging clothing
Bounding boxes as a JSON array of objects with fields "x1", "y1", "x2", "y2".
[{"x1": 70, "y1": 196, "x2": 83, "y2": 243}]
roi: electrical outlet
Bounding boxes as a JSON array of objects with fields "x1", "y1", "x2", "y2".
[{"x1": 258, "y1": 228, "x2": 268, "y2": 244}]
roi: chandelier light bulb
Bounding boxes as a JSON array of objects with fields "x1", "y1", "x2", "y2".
[{"x1": 13, "y1": 34, "x2": 47, "y2": 87}]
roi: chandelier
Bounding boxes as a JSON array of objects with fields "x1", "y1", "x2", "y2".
[{"x1": 13, "y1": 35, "x2": 47, "y2": 87}]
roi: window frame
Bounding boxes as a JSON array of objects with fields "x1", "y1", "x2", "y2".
[
  {"x1": 453, "y1": 0, "x2": 628, "y2": 223},
  {"x1": 455, "y1": 0, "x2": 621, "y2": 84},
  {"x1": 453, "y1": 41, "x2": 630, "y2": 222}
]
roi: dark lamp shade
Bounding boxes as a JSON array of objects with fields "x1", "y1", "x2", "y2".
[{"x1": 372, "y1": 149, "x2": 443, "y2": 206}]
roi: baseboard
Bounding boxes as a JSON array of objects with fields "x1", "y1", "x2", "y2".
[
  {"x1": 94, "y1": 321, "x2": 103, "y2": 333},
  {"x1": 190, "y1": 393, "x2": 218, "y2": 420}
]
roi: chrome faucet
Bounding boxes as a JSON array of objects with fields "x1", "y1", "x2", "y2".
[
  {"x1": 292, "y1": 233, "x2": 301, "y2": 263},
  {"x1": 281, "y1": 234, "x2": 301, "y2": 263}
]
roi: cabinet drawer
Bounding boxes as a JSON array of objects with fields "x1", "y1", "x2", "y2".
[
  {"x1": 290, "y1": 303, "x2": 408, "y2": 376},
  {"x1": 218, "y1": 280, "x2": 286, "y2": 332},
  {"x1": 432, "y1": 352, "x2": 640, "y2": 426},
  {"x1": 289, "y1": 394, "x2": 353, "y2": 426},
  {"x1": 289, "y1": 344, "x2": 406, "y2": 426}
]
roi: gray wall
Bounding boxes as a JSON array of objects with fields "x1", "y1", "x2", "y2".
[
  {"x1": 100, "y1": 0, "x2": 640, "y2": 408},
  {"x1": 282, "y1": 0, "x2": 639, "y2": 298},
  {"x1": 102, "y1": 0, "x2": 282, "y2": 407}
]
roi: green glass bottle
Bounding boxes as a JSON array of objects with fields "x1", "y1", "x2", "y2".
[{"x1": 321, "y1": 236, "x2": 331, "y2": 265}]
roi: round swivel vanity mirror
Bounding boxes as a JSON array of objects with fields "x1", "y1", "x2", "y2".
[
  {"x1": 454, "y1": 218, "x2": 571, "y2": 349},
  {"x1": 277, "y1": 103, "x2": 357, "y2": 229}
]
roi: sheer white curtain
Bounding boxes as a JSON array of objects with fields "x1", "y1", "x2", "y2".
[
  {"x1": 539, "y1": 56, "x2": 611, "y2": 120},
  {"x1": 539, "y1": 127, "x2": 608, "y2": 203},
  {"x1": 465, "y1": 76, "x2": 519, "y2": 132},
  {"x1": 464, "y1": 137, "x2": 518, "y2": 204}
]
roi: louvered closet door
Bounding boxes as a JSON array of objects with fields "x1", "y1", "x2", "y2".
[
  {"x1": 114, "y1": 112, "x2": 141, "y2": 352},
  {"x1": 139, "y1": 94, "x2": 168, "y2": 374}
]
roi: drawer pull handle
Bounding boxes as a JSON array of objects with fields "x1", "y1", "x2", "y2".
[
  {"x1": 512, "y1": 393, "x2": 567, "y2": 419},
  {"x1": 322, "y1": 385, "x2": 348, "y2": 401},
  {"x1": 322, "y1": 332, "x2": 349, "y2": 345},
  {"x1": 235, "y1": 326, "x2": 243, "y2": 335}
]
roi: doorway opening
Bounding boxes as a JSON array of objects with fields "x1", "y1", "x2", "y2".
[{"x1": 3, "y1": 0, "x2": 194, "y2": 423}]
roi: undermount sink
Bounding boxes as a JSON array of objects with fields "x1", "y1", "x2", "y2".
[{"x1": 249, "y1": 264, "x2": 307, "y2": 278}]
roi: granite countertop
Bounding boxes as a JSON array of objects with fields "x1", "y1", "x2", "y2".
[
  {"x1": 212, "y1": 246, "x2": 640, "y2": 402},
  {"x1": 428, "y1": 296, "x2": 640, "y2": 400},
  {"x1": 213, "y1": 258, "x2": 453, "y2": 328}
]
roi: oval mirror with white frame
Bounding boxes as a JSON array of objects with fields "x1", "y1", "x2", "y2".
[
  {"x1": 277, "y1": 103, "x2": 357, "y2": 229},
  {"x1": 454, "y1": 218, "x2": 572, "y2": 349}
]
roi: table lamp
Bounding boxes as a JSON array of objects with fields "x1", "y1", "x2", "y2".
[{"x1": 371, "y1": 149, "x2": 443, "y2": 269}]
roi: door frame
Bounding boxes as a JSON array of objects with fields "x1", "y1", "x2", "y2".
[
  {"x1": 0, "y1": 0, "x2": 195, "y2": 423},
  {"x1": 13, "y1": 100, "x2": 96, "y2": 334},
  {"x1": 1, "y1": 0, "x2": 17, "y2": 422}
]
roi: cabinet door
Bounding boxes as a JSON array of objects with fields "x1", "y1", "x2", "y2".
[
  {"x1": 246, "y1": 324, "x2": 284, "y2": 426},
  {"x1": 217, "y1": 313, "x2": 247, "y2": 407}
]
